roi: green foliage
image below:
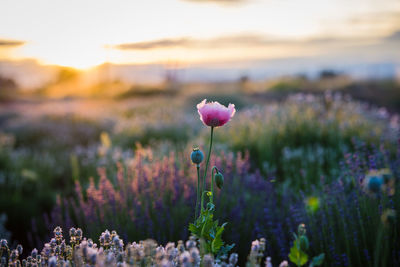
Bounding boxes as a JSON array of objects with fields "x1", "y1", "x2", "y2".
[
  {"x1": 268, "y1": 78, "x2": 307, "y2": 93},
  {"x1": 289, "y1": 225, "x2": 324, "y2": 267},
  {"x1": 343, "y1": 79, "x2": 400, "y2": 113},
  {"x1": 0, "y1": 90, "x2": 398, "y2": 265},
  {"x1": 189, "y1": 126, "x2": 234, "y2": 259},
  {"x1": 189, "y1": 194, "x2": 234, "y2": 258},
  {"x1": 114, "y1": 124, "x2": 192, "y2": 148},
  {"x1": 289, "y1": 240, "x2": 308, "y2": 266},
  {"x1": 215, "y1": 94, "x2": 397, "y2": 191},
  {"x1": 309, "y1": 254, "x2": 325, "y2": 267}
]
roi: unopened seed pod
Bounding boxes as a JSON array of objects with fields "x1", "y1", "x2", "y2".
[
  {"x1": 191, "y1": 147, "x2": 204, "y2": 165},
  {"x1": 215, "y1": 172, "x2": 224, "y2": 189},
  {"x1": 298, "y1": 224, "x2": 306, "y2": 236}
]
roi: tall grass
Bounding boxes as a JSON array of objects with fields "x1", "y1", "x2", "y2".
[{"x1": 215, "y1": 93, "x2": 398, "y2": 190}]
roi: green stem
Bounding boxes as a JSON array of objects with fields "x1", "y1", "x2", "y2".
[
  {"x1": 374, "y1": 225, "x2": 386, "y2": 267},
  {"x1": 201, "y1": 210, "x2": 210, "y2": 237},
  {"x1": 201, "y1": 127, "x2": 214, "y2": 213},
  {"x1": 195, "y1": 165, "x2": 200, "y2": 218},
  {"x1": 200, "y1": 190, "x2": 210, "y2": 213},
  {"x1": 211, "y1": 166, "x2": 218, "y2": 204},
  {"x1": 296, "y1": 237, "x2": 301, "y2": 267}
]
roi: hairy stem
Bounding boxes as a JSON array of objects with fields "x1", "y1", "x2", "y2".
[
  {"x1": 195, "y1": 165, "x2": 200, "y2": 218},
  {"x1": 201, "y1": 127, "x2": 214, "y2": 213}
]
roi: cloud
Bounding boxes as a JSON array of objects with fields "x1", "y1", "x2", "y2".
[
  {"x1": 347, "y1": 11, "x2": 400, "y2": 25},
  {"x1": 112, "y1": 34, "x2": 286, "y2": 50},
  {"x1": 0, "y1": 39, "x2": 25, "y2": 47},
  {"x1": 385, "y1": 30, "x2": 400, "y2": 41},
  {"x1": 112, "y1": 33, "x2": 376, "y2": 51},
  {"x1": 209, "y1": 34, "x2": 275, "y2": 46},
  {"x1": 343, "y1": 10, "x2": 400, "y2": 38},
  {"x1": 114, "y1": 38, "x2": 192, "y2": 50}
]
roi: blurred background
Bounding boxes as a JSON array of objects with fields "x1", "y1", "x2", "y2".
[{"x1": 1, "y1": 0, "x2": 400, "y2": 265}]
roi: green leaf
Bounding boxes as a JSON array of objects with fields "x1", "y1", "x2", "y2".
[
  {"x1": 309, "y1": 253, "x2": 325, "y2": 267},
  {"x1": 216, "y1": 223, "x2": 226, "y2": 237},
  {"x1": 200, "y1": 214, "x2": 215, "y2": 241},
  {"x1": 293, "y1": 233, "x2": 298, "y2": 240},
  {"x1": 189, "y1": 223, "x2": 200, "y2": 236},
  {"x1": 289, "y1": 243, "x2": 308, "y2": 266},
  {"x1": 206, "y1": 202, "x2": 215, "y2": 211},
  {"x1": 211, "y1": 235, "x2": 223, "y2": 253},
  {"x1": 211, "y1": 222, "x2": 227, "y2": 253},
  {"x1": 217, "y1": 244, "x2": 235, "y2": 259}
]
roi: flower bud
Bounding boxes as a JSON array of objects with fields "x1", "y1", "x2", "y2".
[
  {"x1": 76, "y1": 228, "x2": 82, "y2": 237},
  {"x1": 215, "y1": 172, "x2": 224, "y2": 189},
  {"x1": 367, "y1": 176, "x2": 383, "y2": 193},
  {"x1": 113, "y1": 236, "x2": 120, "y2": 246},
  {"x1": 298, "y1": 224, "x2": 306, "y2": 236},
  {"x1": 54, "y1": 226, "x2": 63, "y2": 241},
  {"x1": 0, "y1": 239, "x2": 7, "y2": 248},
  {"x1": 229, "y1": 253, "x2": 238, "y2": 265},
  {"x1": 10, "y1": 249, "x2": 18, "y2": 261},
  {"x1": 31, "y1": 248, "x2": 38, "y2": 258},
  {"x1": 69, "y1": 227, "x2": 76, "y2": 237},
  {"x1": 50, "y1": 238, "x2": 57, "y2": 248},
  {"x1": 17, "y1": 244, "x2": 23, "y2": 255},
  {"x1": 104, "y1": 230, "x2": 111, "y2": 243},
  {"x1": 191, "y1": 147, "x2": 204, "y2": 165}
]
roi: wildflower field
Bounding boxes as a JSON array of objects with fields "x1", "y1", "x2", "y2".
[{"x1": 0, "y1": 82, "x2": 400, "y2": 267}]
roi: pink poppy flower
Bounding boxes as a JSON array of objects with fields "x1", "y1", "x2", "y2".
[{"x1": 197, "y1": 99, "x2": 236, "y2": 127}]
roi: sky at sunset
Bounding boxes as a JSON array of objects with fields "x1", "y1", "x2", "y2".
[{"x1": 0, "y1": 0, "x2": 399, "y2": 86}]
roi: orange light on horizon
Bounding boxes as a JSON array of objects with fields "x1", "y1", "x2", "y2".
[{"x1": 0, "y1": 0, "x2": 398, "y2": 69}]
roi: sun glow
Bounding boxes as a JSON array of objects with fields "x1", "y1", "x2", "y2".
[
  {"x1": 0, "y1": 0, "x2": 399, "y2": 69},
  {"x1": 17, "y1": 42, "x2": 110, "y2": 70}
]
